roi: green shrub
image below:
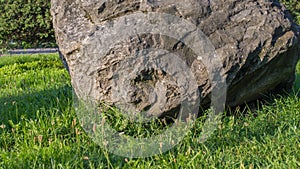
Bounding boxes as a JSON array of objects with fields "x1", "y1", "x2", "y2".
[
  {"x1": 0, "y1": 0, "x2": 55, "y2": 49},
  {"x1": 279, "y1": 0, "x2": 300, "y2": 24}
]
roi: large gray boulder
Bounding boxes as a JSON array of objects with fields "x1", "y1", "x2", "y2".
[{"x1": 51, "y1": 0, "x2": 299, "y2": 117}]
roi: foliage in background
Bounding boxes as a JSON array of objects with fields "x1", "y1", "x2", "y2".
[
  {"x1": 0, "y1": 0, "x2": 55, "y2": 50},
  {"x1": 280, "y1": 0, "x2": 300, "y2": 24}
]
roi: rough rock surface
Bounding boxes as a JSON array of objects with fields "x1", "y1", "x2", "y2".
[{"x1": 51, "y1": 0, "x2": 300, "y2": 117}]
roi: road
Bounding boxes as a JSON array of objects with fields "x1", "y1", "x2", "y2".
[{"x1": 1, "y1": 48, "x2": 59, "y2": 56}]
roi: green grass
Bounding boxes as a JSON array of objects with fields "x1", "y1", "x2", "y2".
[{"x1": 0, "y1": 54, "x2": 299, "y2": 168}]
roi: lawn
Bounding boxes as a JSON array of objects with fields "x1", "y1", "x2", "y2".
[{"x1": 0, "y1": 54, "x2": 299, "y2": 168}]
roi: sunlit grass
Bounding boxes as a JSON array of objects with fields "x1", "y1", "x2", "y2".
[{"x1": 0, "y1": 54, "x2": 299, "y2": 168}]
